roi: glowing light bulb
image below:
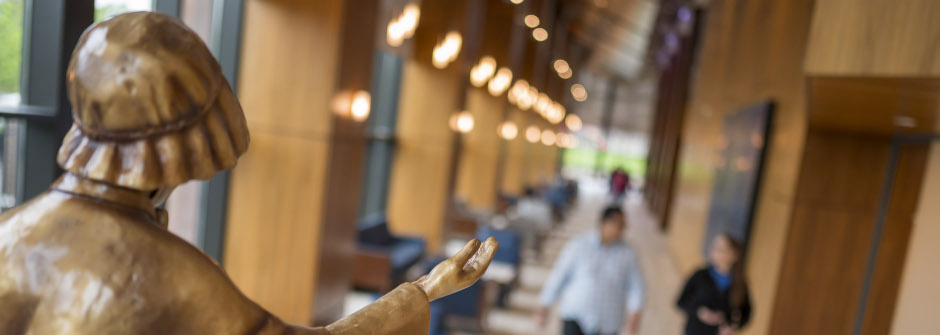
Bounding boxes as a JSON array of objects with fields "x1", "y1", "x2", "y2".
[
  {"x1": 386, "y1": 4, "x2": 421, "y2": 47},
  {"x1": 525, "y1": 126, "x2": 541, "y2": 143},
  {"x1": 558, "y1": 68, "x2": 572, "y2": 79},
  {"x1": 498, "y1": 121, "x2": 518, "y2": 140},
  {"x1": 565, "y1": 114, "x2": 582, "y2": 131},
  {"x1": 350, "y1": 91, "x2": 371, "y2": 122},
  {"x1": 432, "y1": 31, "x2": 462, "y2": 69},
  {"x1": 541, "y1": 130, "x2": 556, "y2": 145},
  {"x1": 553, "y1": 59, "x2": 569, "y2": 73},
  {"x1": 535, "y1": 93, "x2": 551, "y2": 115},
  {"x1": 571, "y1": 84, "x2": 587, "y2": 102},
  {"x1": 511, "y1": 0, "x2": 524, "y2": 4},
  {"x1": 449, "y1": 111, "x2": 475, "y2": 133},
  {"x1": 524, "y1": 15, "x2": 540, "y2": 28},
  {"x1": 470, "y1": 56, "x2": 497, "y2": 87},
  {"x1": 487, "y1": 67, "x2": 513, "y2": 96},
  {"x1": 532, "y1": 28, "x2": 548, "y2": 41}
]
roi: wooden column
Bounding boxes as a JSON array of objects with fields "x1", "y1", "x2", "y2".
[{"x1": 224, "y1": 0, "x2": 383, "y2": 325}]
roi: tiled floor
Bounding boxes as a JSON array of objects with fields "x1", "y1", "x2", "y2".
[{"x1": 484, "y1": 177, "x2": 685, "y2": 335}]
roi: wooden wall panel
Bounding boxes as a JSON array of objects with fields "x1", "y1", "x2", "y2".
[
  {"x1": 769, "y1": 132, "x2": 889, "y2": 334},
  {"x1": 224, "y1": 0, "x2": 342, "y2": 324},
  {"x1": 892, "y1": 143, "x2": 940, "y2": 335},
  {"x1": 770, "y1": 133, "x2": 927, "y2": 335},
  {"x1": 501, "y1": 109, "x2": 527, "y2": 196},
  {"x1": 387, "y1": 60, "x2": 460, "y2": 252},
  {"x1": 665, "y1": 1, "x2": 816, "y2": 333},
  {"x1": 805, "y1": 0, "x2": 940, "y2": 76},
  {"x1": 456, "y1": 88, "x2": 503, "y2": 210},
  {"x1": 225, "y1": 133, "x2": 330, "y2": 323}
]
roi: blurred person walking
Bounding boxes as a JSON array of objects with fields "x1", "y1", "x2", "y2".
[
  {"x1": 676, "y1": 234, "x2": 752, "y2": 335},
  {"x1": 538, "y1": 206, "x2": 645, "y2": 335},
  {"x1": 609, "y1": 168, "x2": 630, "y2": 203}
]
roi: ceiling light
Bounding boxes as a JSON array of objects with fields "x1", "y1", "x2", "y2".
[
  {"x1": 470, "y1": 56, "x2": 497, "y2": 87},
  {"x1": 541, "y1": 130, "x2": 556, "y2": 146},
  {"x1": 511, "y1": 0, "x2": 524, "y2": 4},
  {"x1": 532, "y1": 28, "x2": 548, "y2": 41},
  {"x1": 565, "y1": 114, "x2": 582, "y2": 131},
  {"x1": 432, "y1": 31, "x2": 462, "y2": 69},
  {"x1": 571, "y1": 83, "x2": 587, "y2": 102},
  {"x1": 553, "y1": 59, "x2": 570, "y2": 73},
  {"x1": 499, "y1": 121, "x2": 518, "y2": 140},
  {"x1": 524, "y1": 15, "x2": 540, "y2": 28},
  {"x1": 893, "y1": 115, "x2": 917, "y2": 128},
  {"x1": 525, "y1": 126, "x2": 541, "y2": 143},
  {"x1": 386, "y1": 4, "x2": 420, "y2": 47},
  {"x1": 488, "y1": 67, "x2": 513, "y2": 96}
]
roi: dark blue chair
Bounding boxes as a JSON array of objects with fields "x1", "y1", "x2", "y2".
[
  {"x1": 352, "y1": 213, "x2": 426, "y2": 292},
  {"x1": 477, "y1": 226, "x2": 522, "y2": 266}
]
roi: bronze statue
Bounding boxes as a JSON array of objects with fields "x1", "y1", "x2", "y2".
[{"x1": 0, "y1": 12, "x2": 497, "y2": 334}]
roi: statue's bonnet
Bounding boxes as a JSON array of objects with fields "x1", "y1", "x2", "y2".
[{"x1": 58, "y1": 12, "x2": 249, "y2": 190}]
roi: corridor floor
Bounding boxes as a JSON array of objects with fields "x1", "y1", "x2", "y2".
[{"x1": 484, "y1": 177, "x2": 685, "y2": 335}]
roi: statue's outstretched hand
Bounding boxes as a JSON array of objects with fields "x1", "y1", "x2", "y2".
[{"x1": 415, "y1": 237, "x2": 499, "y2": 301}]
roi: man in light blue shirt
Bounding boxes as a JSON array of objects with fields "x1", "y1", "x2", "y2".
[{"x1": 538, "y1": 206, "x2": 645, "y2": 335}]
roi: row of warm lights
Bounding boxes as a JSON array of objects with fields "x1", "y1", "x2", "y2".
[
  {"x1": 522, "y1": 13, "x2": 548, "y2": 42},
  {"x1": 449, "y1": 115, "x2": 575, "y2": 148},
  {"x1": 386, "y1": 4, "x2": 420, "y2": 47},
  {"x1": 498, "y1": 122, "x2": 576, "y2": 148},
  {"x1": 470, "y1": 56, "x2": 497, "y2": 87},
  {"x1": 432, "y1": 31, "x2": 462, "y2": 69},
  {"x1": 506, "y1": 79, "x2": 565, "y2": 124},
  {"x1": 553, "y1": 59, "x2": 572, "y2": 79},
  {"x1": 570, "y1": 83, "x2": 587, "y2": 102}
]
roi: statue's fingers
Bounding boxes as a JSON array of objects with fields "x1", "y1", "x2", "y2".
[
  {"x1": 464, "y1": 237, "x2": 499, "y2": 273},
  {"x1": 451, "y1": 238, "x2": 481, "y2": 265}
]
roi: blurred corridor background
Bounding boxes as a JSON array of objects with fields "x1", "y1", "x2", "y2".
[{"x1": 1, "y1": 0, "x2": 939, "y2": 334}]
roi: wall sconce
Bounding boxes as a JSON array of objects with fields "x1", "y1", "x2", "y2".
[
  {"x1": 387, "y1": 3, "x2": 420, "y2": 47},
  {"x1": 571, "y1": 84, "x2": 587, "y2": 102},
  {"x1": 524, "y1": 15, "x2": 540, "y2": 28},
  {"x1": 449, "y1": 111, "x2": 475, "y2": 133},
  {"x1": 565, "y1": 114, "x2": 582, "y2": 131},
  {"x1": 432, "y1": 31, "x2": 462, "y2": 69},
  {"x1": 525, "y1": 125, "x2": 541, "y2": 143},
  {"x1": 470, "y1": 56, "x2": 497, "y2": 87},
  {"x1": 498, "y1": 121, "x2": 518, "y2": 140},
  {"x1": 541, "y1": 129, "x2": 556, "y2": 146},
  {"x1": 487, "y1": 67, "x2": 513, "y2": 96},
  {"x1": 331, "y1": 90, "x2": 371, "y2": 122},
  {"x1": 532, "y1": 28, "x2": 548, "y2": 42}
]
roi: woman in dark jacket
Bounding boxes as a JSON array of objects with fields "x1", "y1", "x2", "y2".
[{"x1": 677, "y1": 234, "x2": 752, "y2": 335}]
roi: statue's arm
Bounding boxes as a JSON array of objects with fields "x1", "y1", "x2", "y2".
[
  {"x1": 324, "y1": 283, "x2": 431, "y2": 335},
  {"x1": 319, "y1": 237, "x2": 498, "y2": 335}
]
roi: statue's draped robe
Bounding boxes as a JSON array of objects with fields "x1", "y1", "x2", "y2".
[{"x1": 0, "y1": 174, "x2": 429, "y2": 334}]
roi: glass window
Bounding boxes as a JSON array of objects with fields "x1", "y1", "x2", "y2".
[
  {"x1": 0, "y1": 0, "x2": 24, "y2": 210},
  {"x1": 95, "y1": 0, "x2": 152, "y2": 22},
  {"x1": 0, "y1": 0, "x2": 24, "y2": 107},
  {"x1": 0, "y1": 118, "x2": 19, "y2": 210}
]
